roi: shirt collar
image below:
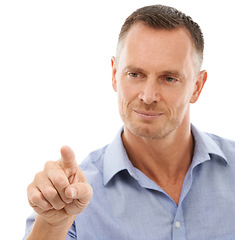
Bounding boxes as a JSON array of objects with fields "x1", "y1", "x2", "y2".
[
  {"x1": 103, "y1": 125, "x2": 228, "y2": 185},
  {"x1": 103, "y1": 127, "x2": 132, "y2": 186},
  {"x1": 191, "y1": 124, "x2": 228, "y2": 166}
]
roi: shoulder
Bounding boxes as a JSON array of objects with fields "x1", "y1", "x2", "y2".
[
  {"x1": 206, "y1": 132, "x2": 235, "y2": 163},
  {"x1": 207, "y1": 132, "x2": 235, "y2": 150},
  {"x1": 79, "y1": 145, "x2": 108, "y2": 169},
  {"x1": 78, "y1": 144, "x2": 108, "y2": 184},
  {"x1": 209, "y1": 132, "x2": 235, "y2": 145},
  {"x1": 192, "y1": 125, "x2": 235, "y2": 165}
]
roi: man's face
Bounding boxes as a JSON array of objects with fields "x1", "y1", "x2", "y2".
[{"x1": 112, "y1": 23, "x2": 206, "y2": 139}]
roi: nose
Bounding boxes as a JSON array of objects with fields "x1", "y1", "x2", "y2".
[{"x1": 138, "y1": 80, "x2": 160, "y2": 104}]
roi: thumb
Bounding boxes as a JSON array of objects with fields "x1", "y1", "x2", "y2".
[
  {"x1": 66, "y1": 182, "x2": 93, "y2": 201},
  {"x1": 60, "y1": 145, "x2": 77, "y2": 169},
  {"x1": 64, "y1": 182, "x2": 93, "y2": 215}
]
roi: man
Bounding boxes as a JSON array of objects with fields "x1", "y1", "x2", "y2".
[{"x1": 24, "y1": 5, "x2": 235, "y2": 240}]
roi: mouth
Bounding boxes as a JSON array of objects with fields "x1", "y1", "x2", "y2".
[{"x1": 133, "y1": 109, "x2": 163, "y2": 120}]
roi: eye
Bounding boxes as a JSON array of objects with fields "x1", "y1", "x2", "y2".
[
  {"x1": 128, "y1": 72, "x2": 140, "y2": 78},
  {"x1": 160, "y1": 75, "x2": 181, "y2": 85},
  {"x1": 165, "y1": 76, "x2": 177, "y2": 82}
]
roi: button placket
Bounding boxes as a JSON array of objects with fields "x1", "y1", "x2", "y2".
[{"x1": 172, "y1": 205, "x2": 186, "y2": 239}]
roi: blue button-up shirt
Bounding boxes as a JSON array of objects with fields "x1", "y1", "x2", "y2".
[{"x1": 24, "y1": 125, "x2": 235, "y2": 239}]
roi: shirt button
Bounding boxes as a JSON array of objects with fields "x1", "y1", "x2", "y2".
[{"x1": 175, "y1": 221, "x2": 181, "y2": 228}]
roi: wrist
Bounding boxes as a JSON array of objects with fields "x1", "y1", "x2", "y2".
[{"x1": 27, "y1": 215, "x2": 76, "y2": 240}]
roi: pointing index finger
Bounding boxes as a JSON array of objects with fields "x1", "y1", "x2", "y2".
[{"x1": 60, "y1": 145, "x2": 77, "y2": 169}]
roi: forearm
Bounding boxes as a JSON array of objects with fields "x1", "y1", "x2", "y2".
[{"x1": 26, "y1": 215, "x2": 75, "y2": 240}]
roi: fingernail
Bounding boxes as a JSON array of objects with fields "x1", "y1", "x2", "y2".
[
  {"x1": 71, "y1": 187, "x2": 77, "y2": 198},
  {"x1": 65, "y1": 199, "x2": 73, "y2": 204}
]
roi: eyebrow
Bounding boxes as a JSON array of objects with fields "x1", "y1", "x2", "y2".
[
  {"x1": 123, "y1": 65, "x2": 147, "y2": 74},
  {"x1": 160, "y1": 70, "x2": 184, "y2": 79}
]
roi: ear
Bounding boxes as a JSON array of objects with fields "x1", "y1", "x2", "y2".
[
  {"x1": 111, "y1": 56, "x2": 118, "y2": 92},
  {"x1": 190, "y1": 70, "x2": 207, "y2": 103}
]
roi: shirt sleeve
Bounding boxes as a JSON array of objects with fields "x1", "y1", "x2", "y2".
[
  {"x1": 22, "y1": 212, "x2": 36, "y2": 240},
  {"x1": 66, "y1": 220, "x2": 77, "y2": 239},
  {"x1": 22, "y1": 212, "x2": 77, "y2": 240}
]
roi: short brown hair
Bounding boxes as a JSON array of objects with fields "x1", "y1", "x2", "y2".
[{"x1": 116, "y1": 5, "x2": 204, "y2": 70}]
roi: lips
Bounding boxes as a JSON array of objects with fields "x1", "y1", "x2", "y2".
[{"x1": 133, "y1": 109, "x2": 163, "y2": 119}]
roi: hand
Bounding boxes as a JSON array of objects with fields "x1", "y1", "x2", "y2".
[{"x1": 27, "y1": 146, "x2": 93, "y2": 227}]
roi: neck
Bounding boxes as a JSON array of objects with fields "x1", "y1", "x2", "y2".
[{"x1": 122, "y1": 121, "x2": 194, "y2": 186}]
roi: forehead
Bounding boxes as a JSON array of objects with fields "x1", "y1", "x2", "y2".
[{"x1": 118, "y1": 23, "x2": 195, "y2": 71}]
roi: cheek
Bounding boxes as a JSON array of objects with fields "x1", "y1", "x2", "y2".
[
  {"x1": 163, "y1": 88, "x2": 191, "y2": 115},
  {"x1": 117, "y1": 85, "x2": 129, "y2": 117},
  {"x1": 117, "y1": 82, "x2": 138, "y2": 107}
]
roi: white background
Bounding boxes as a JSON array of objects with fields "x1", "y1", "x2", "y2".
[{"x1": 0, "y1": 0, "x2": 234, "y2": 239}]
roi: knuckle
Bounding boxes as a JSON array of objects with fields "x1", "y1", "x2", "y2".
[
  {"x1": 52, "y1": 174, "x2": 68, "y2": 188},
  {"x1": 43, "y1": 186, "x2": 57, "y2": 200},
  {"x1": 44, "y1": 160, "x2": 55, "y2": 170},
  {"x1": 30, "y1": 191, "x2": 43, "y2": 205},
  {"x1": 27, "y1": 182, "x2": 34, "y2": 192},
  {"x1": 83, "y1": 184, "x2": 93, "y2": 201},
  {"x1": 34, "y1": 171, "x2": 44, "y2": 181},
  {"x1": 54, "y1": 202, "x2": 65, "y2": 210},
  {"x1": 88, "y1": 185, "x2": 93, "y2": 198},
  {"x1": 84, "y1": 183, "x2": 93, "y2": 196}
]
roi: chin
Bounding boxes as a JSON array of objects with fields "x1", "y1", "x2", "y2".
[
  {"x1": 126, "y1": 120, "x2": 181, "y2": 140},
  {"x1": 127, "y1": 125, "x2": 168, "y2": 139}
]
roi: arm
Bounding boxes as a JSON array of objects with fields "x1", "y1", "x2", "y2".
[
  {"x1": 26, "y1": 146, "x2": 93, "y2": 240},
  {"x1": 26, "y1": 215, "x2": 76, "y2": 240}
]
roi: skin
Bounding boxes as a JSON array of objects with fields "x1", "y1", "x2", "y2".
[
  {"x1": 111, "y1": 23, "x2": 207, "y2": 204},
  {"x1": 26, "y1": 146, "x2": 93, "y2": 240},
  {"x1": 26, "y1": 23, "x2": 207, "y2": 239}
]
